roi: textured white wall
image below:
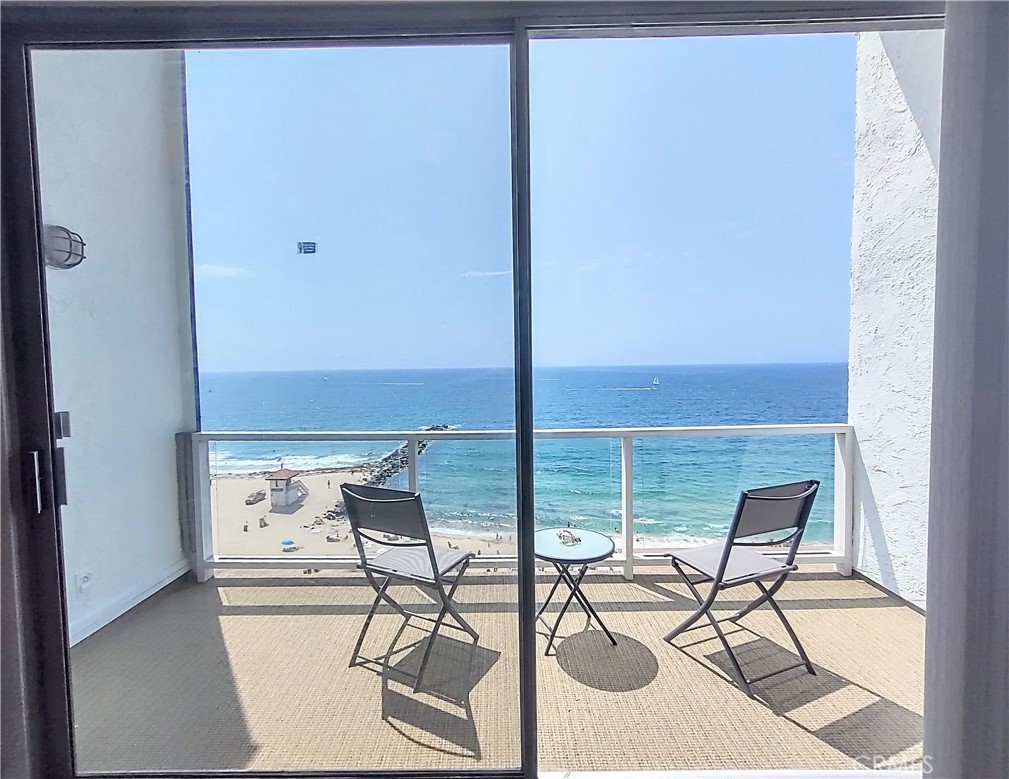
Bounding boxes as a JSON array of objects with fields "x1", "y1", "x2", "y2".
[
  {"x1": 32, "y1": 50, "x2": 196, "y2": 643},
  {"x1": 849, "y1": 31, "x2": 944, "y2": 607}
]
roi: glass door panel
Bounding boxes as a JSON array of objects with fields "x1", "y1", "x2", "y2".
[
  {"x1": 32, "y1": 40, "x2": 519, "y2": 774},
  {"x1": 529, "y1": 33, "x2": 874, "y2": 774}
]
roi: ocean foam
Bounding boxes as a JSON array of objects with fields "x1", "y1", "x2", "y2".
[{"x1": 210, "y1": 451, "x2": 381, "y2": 475}]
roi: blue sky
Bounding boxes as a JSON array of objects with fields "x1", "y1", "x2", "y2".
[{"x1": 186, "y1": 33, "x2": 855, "y2": 372}]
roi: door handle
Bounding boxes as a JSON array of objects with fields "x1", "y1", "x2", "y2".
[
  {"x1": 26, "y1": 450, "x2": 43, "y2": 514},
  {"x1": 53, "y1": 447, "x2": 68, "y2": 506},
  {"x1": 23, "y1": 448, "x2": 67, "y2": 512}
]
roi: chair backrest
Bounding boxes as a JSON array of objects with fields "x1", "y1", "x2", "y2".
[
  {"x1": 340, "y1": 483, "x2": 432, "y2": 546},
  {"x1": 721, "y1": 479, "x2": 820, "y2": 573}
]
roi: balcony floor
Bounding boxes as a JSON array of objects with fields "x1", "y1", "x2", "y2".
[{"x1": 70, "y1": 567, "x2": 923, "y2": 773}]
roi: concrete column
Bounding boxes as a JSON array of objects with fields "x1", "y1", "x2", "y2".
[{"x1": 923, "y1": 3, "x2": 1009, "y2": 778}]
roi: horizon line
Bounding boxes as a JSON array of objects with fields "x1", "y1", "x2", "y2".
[{"x1": 200, "y1": 360, "x2": 849, "y2": 375}]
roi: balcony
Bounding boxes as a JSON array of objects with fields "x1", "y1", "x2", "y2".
[
  {"x1": 71, "y1": 567, "x2": 923, "y2": 773},
  {"x1": 66, "y1": 424, "x2": 924, "y2": 774}
]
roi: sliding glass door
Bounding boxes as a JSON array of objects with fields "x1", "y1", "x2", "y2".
[
  {"x1": 4, "y1": 6, "x2": 942, "y2": 779},
  {"x1": 30, "y1": 39, "x2": 522, "y2": 775}
]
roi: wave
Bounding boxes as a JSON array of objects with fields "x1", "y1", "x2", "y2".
[
  {"x1": 378, "y1": 382, "x2": 424, "y2": 386},
  {"x1": 601, "y1": 387, "x2": 656, "y2": 392},
  {"x1": 423, "y1": 520, "x2": 719, "y2": 550},
  {"x1": 210, "y1": 452, "x2": 379, "y2": 475}
]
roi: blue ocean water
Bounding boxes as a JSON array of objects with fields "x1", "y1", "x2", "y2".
[{"x1": 200, "y1": 363, "x2": 847, "y2": 545}]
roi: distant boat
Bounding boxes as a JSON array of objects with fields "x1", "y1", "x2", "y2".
[{"x1": 652, "y1": 376, "x2": 660, "y2": 389}]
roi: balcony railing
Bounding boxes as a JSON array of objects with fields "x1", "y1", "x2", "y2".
[{"x1": 178, "y1": 423, "x2": 854, "y2": 582}]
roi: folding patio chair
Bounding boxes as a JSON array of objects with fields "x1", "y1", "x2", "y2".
[
  {"x1": 663, "y1": 479, "x2": 820, "y2": 697},
  {"x1": 341, "y1": 483, "x2": 479, "y2": 691}
]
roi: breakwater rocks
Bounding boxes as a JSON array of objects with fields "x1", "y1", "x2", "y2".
[{"x1": 324, "y1": 424, "x2": 450, "y2": 520}]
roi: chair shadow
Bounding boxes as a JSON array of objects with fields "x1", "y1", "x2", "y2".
[
  {"x1": 363, "y1": 627, "x2": 500, "y2": 760},
  {"x1": 554, "y1": 630, "x2": 659, "y2": 692},
  {"x1": 675, "y1": 627, "x2": 922, "y2": 765}
]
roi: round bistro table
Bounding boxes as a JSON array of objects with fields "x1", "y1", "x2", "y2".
[{"x1": 534, "y1": 527, "x2": 618, "y2": 655}]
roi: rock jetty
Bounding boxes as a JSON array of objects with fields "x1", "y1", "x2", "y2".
[{"x1": 323, "y1": 424, "x2": 450, "y2": 520}]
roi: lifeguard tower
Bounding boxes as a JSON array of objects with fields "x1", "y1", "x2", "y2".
[{"x1": 265, "y1": 467, "x2": 308, "y2": 510}]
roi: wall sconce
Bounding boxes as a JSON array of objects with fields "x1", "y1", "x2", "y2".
[{"x1": 43, "y1": 224, "x2": 86, "y2": 270}]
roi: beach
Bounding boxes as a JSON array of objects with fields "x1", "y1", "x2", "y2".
[{"x1": 212, "y1": 467, "x2": 520, "y2": 561}]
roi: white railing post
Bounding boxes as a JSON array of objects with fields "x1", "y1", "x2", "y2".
[
  {"x1": 621, "y1": 436, "x2": 634, "y2": 580},
  {"x1": 407, "y1": 438, "x2": 419, "y2": 493},
  {"x1": 833, "y1": 431, "x2": 854, "y2": 576},
  {"x1": 191, "y1": 436, "x2": 215, "y2": 582}
]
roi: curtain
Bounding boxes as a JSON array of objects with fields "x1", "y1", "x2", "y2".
[{"x1": 923, "y1": 3, "x2": 1009, "y2": 778}]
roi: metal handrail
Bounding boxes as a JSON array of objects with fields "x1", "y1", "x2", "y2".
[{"x1": 192, "y1": 422, "x2": 852, "y2": 442}]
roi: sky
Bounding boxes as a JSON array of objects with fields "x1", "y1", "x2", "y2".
[{"x1": 185, "y1": 33, "x2": 856, "y2": 372}]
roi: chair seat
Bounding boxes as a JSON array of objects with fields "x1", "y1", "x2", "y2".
[
  {"x1": 368, "y1": 545, "x2": 472, "y2": 582},
  {"x1": 669, "y1": 543, "x2": 789, "y2": 585}
]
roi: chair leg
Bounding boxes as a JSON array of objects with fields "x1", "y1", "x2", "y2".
[
  {"x1": 374, "y1": 580, "x2": 412, "y2": 620},
  {"x1": 668, "y1": 561, "x2": 754, "y2": 697},
  {"x1": 414, "y1": 603, "x2": 449, "y2": 692},
  {"x1": 663, "y1": 560, "x2": 717, "y2": 642},
  {"x1": 415, "y1": 567, "x2": 478, "y2": 691},
  {"x1": 699, "y1": 606, "x2": 755, "y2": 697},
  {"x1": 727, "y1": 573, "x2": 788, "y2": 623},
  {"x1": 757, "y1": 581, "x2": 815, "y2": 675},
  {"x1": 350, "y1": 579, "x2": 390, "y2": 668},
  {"x1": 441, "y1": 598, "x2": 478, "y2": 641},
  {"x1": 440, "y1": 564, "x2": 479, "y2": 640}
]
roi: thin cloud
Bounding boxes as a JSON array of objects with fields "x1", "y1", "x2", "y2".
[
  {"x1": 576, "y1": 262, "x2": 601, "y2": 273},
  {"x1": 461, "y1": 270, "x2": 512, "y2": 278},
  {"x1": 195, "y1": 264, "x2": 254, "y2": 279}
]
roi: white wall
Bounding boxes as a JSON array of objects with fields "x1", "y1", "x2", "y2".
[
  {"x1": 849, "y1": 31, "x2": 944, "y2": 607},
  {"x1": 32, "y1": 50, "x2": 196, "y2": 643}
]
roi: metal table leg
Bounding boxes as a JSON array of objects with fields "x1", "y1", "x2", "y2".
[{"x1": 541, "y1": 561, "x2": 617, "y2": 655}]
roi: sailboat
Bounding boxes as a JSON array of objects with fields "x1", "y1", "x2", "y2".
[{"x1": 652, "y1": 376, "x2": 660, "y2": 389}]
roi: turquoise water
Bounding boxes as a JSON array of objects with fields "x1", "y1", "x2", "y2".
[{"x1": 201, "y1": 364, "x2": 846, "y2": 545}]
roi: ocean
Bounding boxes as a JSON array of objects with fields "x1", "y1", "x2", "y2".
[{"x1": 200, "y1": 363, "x2": 847, "y2": 546}]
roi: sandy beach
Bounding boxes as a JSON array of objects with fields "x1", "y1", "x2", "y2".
[{"x1": 211, "y1": 467, "x2": 519, "y2": 561}]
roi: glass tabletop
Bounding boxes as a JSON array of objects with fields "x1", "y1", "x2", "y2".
[{"x1": 534, "y1": 527, "x2": 616, "y2": 564}]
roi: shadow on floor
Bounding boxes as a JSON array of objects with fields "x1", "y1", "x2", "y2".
[
  {"x1": 677, "y1": 627, "x2": 922, "y2": 765},
  {"x1": 70, "y1": 578, "x2": 258, "y2": 772},
  {"x1": 361, "y1": 626, "x2": 501, "y2": 760},
  {"x1": 554, "y1": 630, "x2": 659, "y2": 692}
]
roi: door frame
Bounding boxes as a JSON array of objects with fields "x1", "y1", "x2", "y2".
[{"x1": 0, "y1": 4, "x2": 944, "y2": 779}]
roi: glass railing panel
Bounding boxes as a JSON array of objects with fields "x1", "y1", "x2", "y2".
[
  {"x1": 533, "y1": 437, "x2": 622, "y2": 552},
  {"x1": 208, "y1": 439, "x2": 397, "y2": 558},
  {"x1": 415, "y1": 437, "x2": 519, "y2": 563},
  {"x1": 631, "y1": 434, "x2": 836, "y2": 554}
]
